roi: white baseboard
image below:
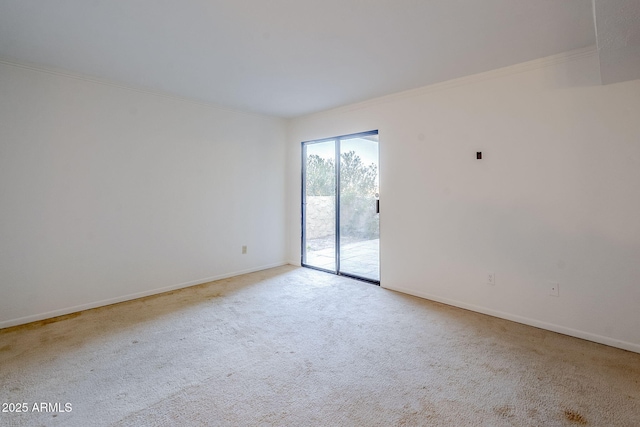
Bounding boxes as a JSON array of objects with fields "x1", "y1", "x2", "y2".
[
  {"x1": 383, "y1": 284, "x2": 640, "y2": 354},
  {"x1": 0, "y1": 262, "x2": 287, "y2": 329}
]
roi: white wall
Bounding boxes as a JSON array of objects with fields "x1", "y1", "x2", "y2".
[
  {"x1": 0, "y1": 61, "x2": 287, "y2": 327},
  {"x1": 287, "y1": 48, "x2": 640, "y2": 352}
]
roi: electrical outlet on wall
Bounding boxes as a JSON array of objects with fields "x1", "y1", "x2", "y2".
[
  {"x1": 549, "y1": 282, "x2": 559, "y2": 297},
  {"x1": 487, "y1": 272, "x2": 495, "y2": 286},
  {"x1": 242, "y1": 245, "x2": 247, "y2": 254}
]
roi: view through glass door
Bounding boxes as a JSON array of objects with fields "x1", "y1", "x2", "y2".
[{"x1": 302, "y1": 131, "x2": 379, "y2": 283}]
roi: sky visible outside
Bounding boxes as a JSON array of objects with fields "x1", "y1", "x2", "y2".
[{"x1": 306, "y1": 137, "x2": 378, "y2": 169}]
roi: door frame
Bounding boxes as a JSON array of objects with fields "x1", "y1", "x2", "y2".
[{"x1": 301, "y1": 130, "x2": 379, "y2": 284}]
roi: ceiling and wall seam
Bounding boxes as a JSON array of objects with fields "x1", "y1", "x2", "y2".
[
  {"x1": 0, "y1": 56, "x2": 283, "y2": 121},
  {"x1": 292, "y1": 45, "x2": 599, "y2": 122},
  {"x1": 2, "y1": 45, "x2": 597, "y2": 122},
  {"x1": 592, "y1": 0, "x2": 604, "y2": 84}
]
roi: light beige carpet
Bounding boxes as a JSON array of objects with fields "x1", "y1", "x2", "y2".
[{"x1": 1, "y1": 265, "x2": 639, "y2": 426}]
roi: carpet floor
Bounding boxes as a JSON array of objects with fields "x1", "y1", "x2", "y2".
[{"x1": 1, "y1": 265, "x2": 639, "y2": 426}]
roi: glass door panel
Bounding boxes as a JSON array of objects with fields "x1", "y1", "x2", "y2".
[
  {"x1": 339, "y1": 135, "x2": 379, "y2": 281},
  {"x1": 302, "y1": 140, "x2": 336, "y2": 272}
]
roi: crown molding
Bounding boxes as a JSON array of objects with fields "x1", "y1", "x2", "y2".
[
  {"x1": 293, "y1": 45, "x2": 598, "y2": 121},
  {"x1": 0, "y1": 56, "x2": 281, "y2": 121}
]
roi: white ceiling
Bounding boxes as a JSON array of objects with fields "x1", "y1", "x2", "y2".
[
  {"x1": 594, "y1": 0, "x2": 640, "y2": 85},
  {"x1": 0, "y1": 0, "x2": 597, "y2": 118}
]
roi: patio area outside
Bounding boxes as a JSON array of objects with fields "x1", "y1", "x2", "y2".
[{"x1": 305, "y1": 238, "x2": 379, "y2": 281}]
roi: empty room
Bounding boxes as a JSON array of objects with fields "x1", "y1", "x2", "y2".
[{"x1": 1, "y1": 1, "x2": 639, "y2": 426}]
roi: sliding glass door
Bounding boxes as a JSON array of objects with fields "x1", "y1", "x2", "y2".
[{"x1": 302, "y1": 131, "x2": 379, "y2": 283}]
